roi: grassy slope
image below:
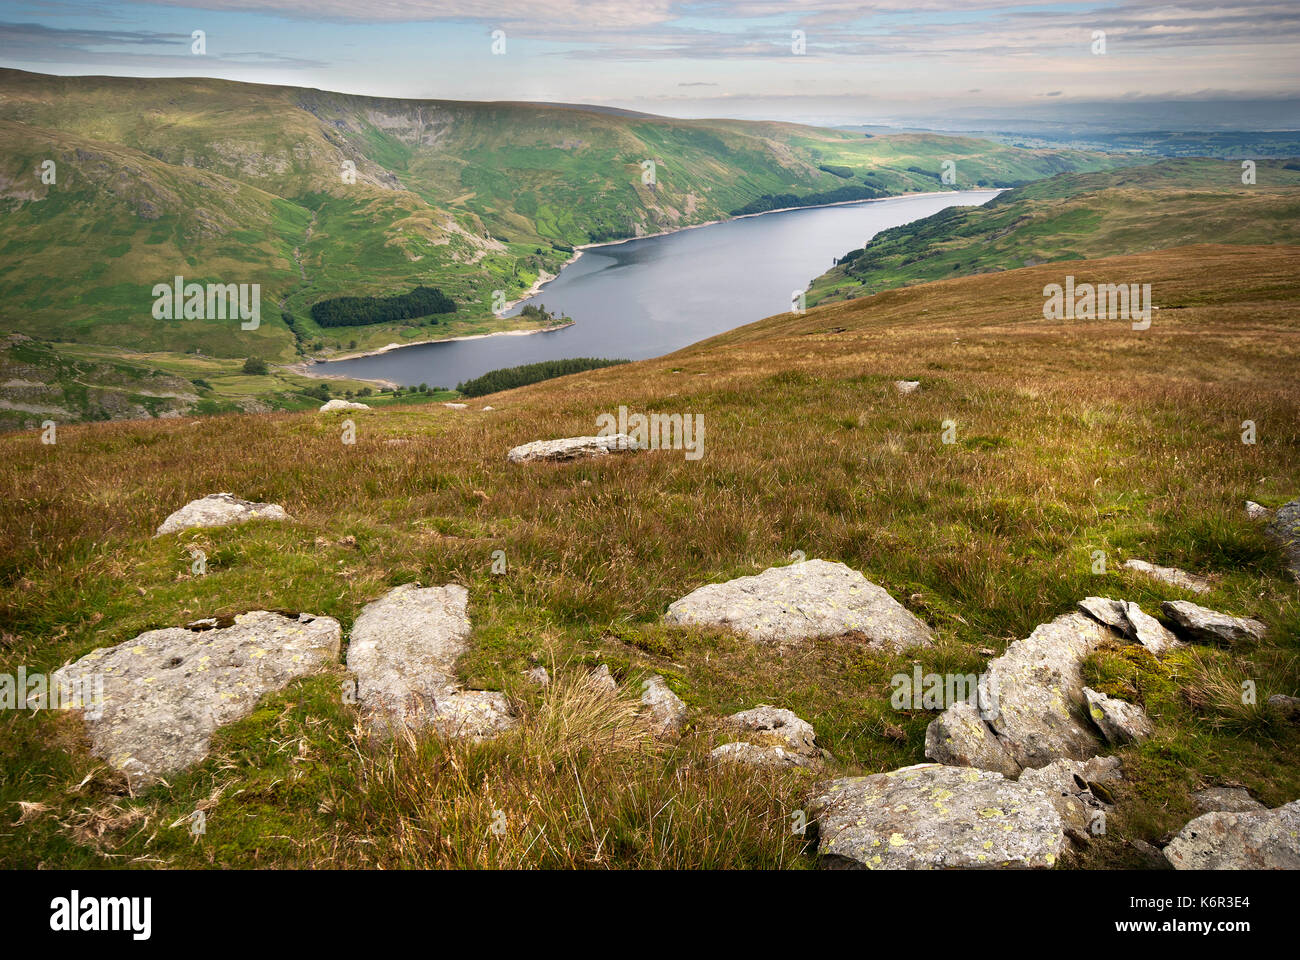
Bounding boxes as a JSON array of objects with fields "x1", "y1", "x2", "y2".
[
  {"x1": 0, "y1": 68, "x2": 1117, "y2": 367},
  {"x1": 808, "y1": 158, "x2": 1300, "y2": 304},
  {"x1": 1, "y1": 243, "x2": 1296, "y2": 868}
]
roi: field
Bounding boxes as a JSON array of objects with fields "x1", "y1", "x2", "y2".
[{"x1": 2, "y1": 243, "x2": 1296, "y2": 868}]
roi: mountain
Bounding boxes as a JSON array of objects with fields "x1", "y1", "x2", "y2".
[
  {"x1": 807, "y1": 158, "x2": 1300, "y2": 305},
  {"x1": 0, "y1": 68, "x2": 1118, "y2": 366}
]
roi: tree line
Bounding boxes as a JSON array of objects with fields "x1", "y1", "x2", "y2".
[
  {"x1": 456, "y1": 357, "x2": 628, "y2": 397},
  {"x1": 310, "y1": 286, "x2": 456, "y2": 328}
]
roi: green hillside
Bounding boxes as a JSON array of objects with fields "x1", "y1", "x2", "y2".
[
  {"x1": 0, "y1": 68, "x2": 1118, "y2": 370},
  {"x1": 807, "y1": 158, "x2": 1300, "y2": 305}
]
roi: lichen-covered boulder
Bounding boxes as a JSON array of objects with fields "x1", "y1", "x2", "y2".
[
  {"x1": 507, "y1": 434, "x2": 642, "y2": 463},
  {"x1": 1161, "y1": 600, "x2": 1267, "y2": 645},
  {"x1": 52, "y1": 611, "x2": 341, "y2": 788},
  {"x1": 809, "y1": 763, "x2": 1066, "y2": 869},
  {"x1": 1164, "y1": 800, "x2": 1300, "y2": 869},
  {"x1": 431, "y1": 690, "x2": 514, "y2": 740},
  {"x1": 1268, "y1": 694, "x2": 1300, "y2": 722},
  {"x1": 979, "y1": 613, "x2": 1111, "y2": 770},
  {"x1": 1018, "y1": 755, "x2": 1121, "y2": 840},
  {"x1": 1083, "y1": 687, "x2": 1154, "y2": 745},
  {"x1": 155, "y1": 492, "x2": 289, "y2": 537},
  {"x1": 924, "y1": 699, "x2": 1020, "y2": 777},
  {"x1": 664, "y1": 559, "x2": 933, "y2": 650}
]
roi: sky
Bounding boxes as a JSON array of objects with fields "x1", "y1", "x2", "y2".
[{"x1": 0, "y1": 1, "x2": 1297, "y2": 126}]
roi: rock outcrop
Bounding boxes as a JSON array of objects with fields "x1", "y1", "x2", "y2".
[
  {"x1": 507, "y1": 434, "x2": 643, "y2": 463},
  {"x1": 346, "y1": 583, "x2": 513, "y2": 737},
  {"x1": 53, "y1": 611, "x2": 341, "y2": 788},
  {"x1": 1161, "y1": 600, "x2": 1267, "y2": 644},
  {"x1": 809, "y1": 764, "x2": 1065, "y2": 869},
  {"x1": 927, "y1": 613, "x2": 1112, "y2": 774},
  {"x1": 319, "y1": 398, "x2": 369, "y2": 412},
  {"x1": 664, "y1": 559, "x2": 933, "y2": 650},
  {"x1": 1018, "y1": 755, "x2": 1121, "y2": 842},
  {"x1": 155, "y1": 492, "x2": 289, "y2": 537},
  {"x1": 1164, "y1": 800, "x2": 1300, "y2": 869},
  {"x1": 1078, "y1": 597, "x2": 1181, "y2": 656}
]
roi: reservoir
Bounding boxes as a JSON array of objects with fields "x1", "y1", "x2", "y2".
[{"x1": 317, "y1": 190, "x2": 1000, "y2": 388}]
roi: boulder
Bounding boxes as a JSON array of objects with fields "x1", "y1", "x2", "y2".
[
  {"x1": 1161, "y1": 600, "x2": 1267, "y2": 644},
  {"x1": 319, "y1": 398, "x2": 369, "y2": 412},
  {"x1": 1266, "y1": 498, "x2": 1300, "y2": 580},
  {"x1": 711, "y1": 705, "x2": 825, "y2": 768},
  {"x1": 346, "y1": 583, "x2": 470, "y2": 726},
  {"x1": 664, "y1": 559, "x2": 933, "y2": 650},
  {"x1": 640, "y1": 675, "x2": 687, "y2": 737},
  {"x1": 1191, "y1": 786, "x2": 1266, "y2": 815},
  {"x1": 1267, "y1": 693, "x2": 1300, "y2": 722},
  {"x1": 507, "y1": 434, "x2": 643, "y2": 464},
  {"x1": 155, "y1": 492, "x2": 289, "y2": 537},
  {"x1": 924, "y1": 699, "x2": 1021, "y2": 778},
  {"x1": 443, "y1": 402, "x2": 468, "y2": 410},
  {"x1": 52, "y1": 611, "x2": 341, "y2": 788},
  {"x1": 809, "y1": 763, "x2": 1065, "y2": 869},
  {"x1": 1078, "y1": 597, "x2": 1180, "y2": 656},
  {"x1": 346, "y1": 583, "x2": 514, "y2": 737},
  {"x1": 1083, "y1": 687, "x2": 1154, "y2": 745},
  {"x1": 1122, "y1": 559, "x2": 1212, "y2": 594},
  {"x1": 894, "y1": 380, "x2": 921, "y2": 395},
  {"x1": 1164, "y1": 800, "x2": 1300, "y2": 869}
]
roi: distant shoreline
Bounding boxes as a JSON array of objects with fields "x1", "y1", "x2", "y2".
[{"x1": 298, "y1": 187, "x2": 999, "y2": 384}]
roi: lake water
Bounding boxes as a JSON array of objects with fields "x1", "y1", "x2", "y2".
[{"x1": 318, "y1": 190, "x2": 999, "y2": 388}]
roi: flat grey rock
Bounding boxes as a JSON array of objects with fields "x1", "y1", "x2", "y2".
[
  {"x1": 1192, "y1": 786, "x2": 1266, "y2": 815},
  {"x1": 664, "y1": 559, "x2": 933, "y2": 650},
  {"x1": 809, "y1": 763, "x2": 1065, "y2": 869},
  {"x1": 347, "y1": 583, "x2": 513, "y2": 737},
  {"x1": 1266, "y1": 498, "x2": 1300, "y2": 580},
  {"x1": 1164, "y1": 800, "x2": 1300, "y2": 869},
  {"x1": 52, "y1": 611, "x2": 341, "y2": 788},
  {"x1": 1122, "y1": 559, "x2": 1213, "y2": 594},
  {"x1": 1084, "y1": 687, "x2": 1154, "y2": 745},
  {"x1": 1161, "y1": 600, "x2": 1267, "y2": 645},
  {"x1": 894, "y1": 380, "x2": 921, "y2": 395},
  {"x1": 640, "y1": 675, "x2": 687, "y2": 737},
  {"x1": 155, "y1": 492, "x2": 289, "y2": 537},
  {"x1": 507, "y1": 434, "x2": 642, "y2": 463}
]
